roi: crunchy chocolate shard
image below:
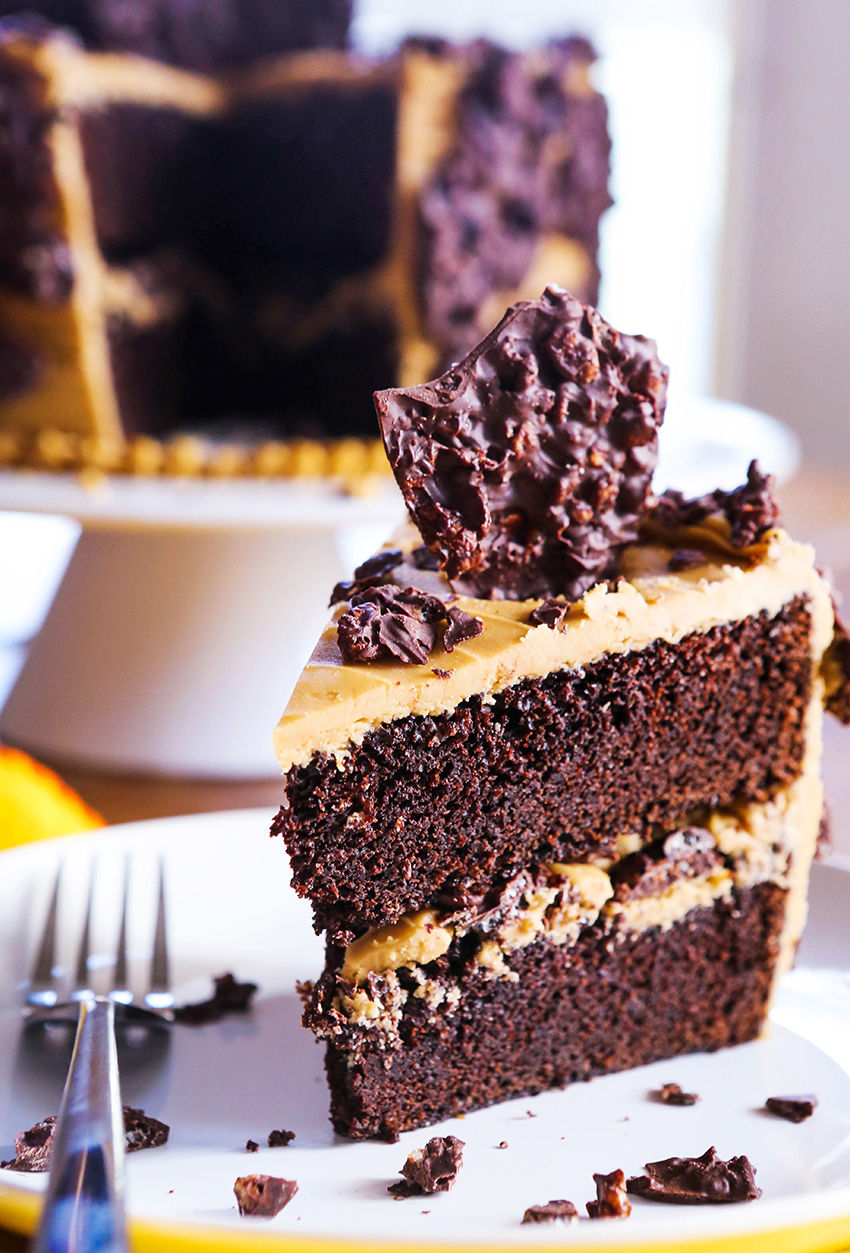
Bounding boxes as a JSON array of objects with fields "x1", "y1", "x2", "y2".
[
  {"x1": 652, "y1": 460, "x2": 779, "y2": 549},
  {"x1": 764, "y1": 1096, "x2": 817, "y2": 1123},
  {"x1": 1, "y1": 1108, "x2": 168, "y2": 1172},
  {"x1": 522, "y1": 1199, "x2": 578, "y2": 1224},
  {"x1": 610, "y1": 827, "x2": 719, "y2": 902},
  {"x1": 656, "y1": 1082, "x2": 699, "y2": 1106},
  {"x1": 330, "y1": 549, "x2": 404, "y2": 605},
  {"x1": 337, "y1": 585, "x2": 482, "y2": 665},
  {"x1": 234, "y1": 1174, "x2": 298, "y2": 1217},
  {"x1": 388, "y1": 1135, "x2": 465, "y2": 1196},
  {"x1": 374, "y1": 284, "x2": 668, "y2": 601},
  {"x1": 528, "y1": 598, "x2": 570, "y2": 628},
  {"x1": 267, "y1": 1129, "x2": 295, "y2": 1147},
  {"x1": 173, "y1": 972, "x2": 258, "y2": 1024},
  {"x1": 587, "y1": 1168, "x2": 631, "y2": 1218},
  {"x1": 626, "y1": 1147, "x2": 761, "y2": 1204}
]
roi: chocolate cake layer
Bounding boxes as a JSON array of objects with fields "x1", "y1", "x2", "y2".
[
  {"x1": 0, "y1": 0, "x2": 352, "y2": 70},
  {"x1": 275, "y1": 597, "x2": 812, "y2": 936},
  {"x1": 315, "y1": 882, "x2": 786, "y2": 1139}
]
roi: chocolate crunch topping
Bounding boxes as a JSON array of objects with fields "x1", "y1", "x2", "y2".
[
  {"x1": 375, "y1": 284, "x2": 668, "y2": 601},
  {"x1": 337, "y1": 585, "x2": 482, "y2": 665}
]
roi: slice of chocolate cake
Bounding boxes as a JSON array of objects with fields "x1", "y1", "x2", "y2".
[
  {"x1": 0, "y1": 23, "x2": 611, "y2": 470},
  {"x1": 272, "y1": 286, "x2": 847, "y2": 1141}
]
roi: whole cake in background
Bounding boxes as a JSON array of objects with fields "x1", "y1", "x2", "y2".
[
  {"x1": 271, "y1": 284, "x2": 850, "y2": 1140},
  {"x1": 0, "y1": 4, "x2": 611, "y2": 476}
]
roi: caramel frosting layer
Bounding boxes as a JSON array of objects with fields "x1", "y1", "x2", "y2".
[{"x1": 273, "y1": 527, "x2": 834, "y2": 771}]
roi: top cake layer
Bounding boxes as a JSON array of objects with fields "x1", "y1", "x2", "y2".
[{"x1": 273, "y1": 521, "x2": 833, "y2": 772}]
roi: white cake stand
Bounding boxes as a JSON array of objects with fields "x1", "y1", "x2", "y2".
[
  {"x1": 0, "y1": 472, "x2": 405, "y2": 778},
  {"x1": 0, "y1": 396, "x2": 800, "y2": 779}
]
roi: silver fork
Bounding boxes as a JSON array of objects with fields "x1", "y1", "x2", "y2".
[{"x1": 22, "y1": 857, "x2": 173, "y2": 1253}]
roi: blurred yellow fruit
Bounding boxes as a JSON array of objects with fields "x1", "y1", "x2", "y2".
[{"x1": 0, "y1": 747, "x2": 105, "y2": 849}]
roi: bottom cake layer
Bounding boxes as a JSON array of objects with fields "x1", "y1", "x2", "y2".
[{"x1": 311, "y1": 882, "x2": 786, "y2": 1140}]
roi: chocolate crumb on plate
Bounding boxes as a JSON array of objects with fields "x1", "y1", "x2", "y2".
[
  {"x1": 522, "y1": 1199, "x2": 578, "y2": 1224},
  {"x1": 656, "y1": 1082, "x2": 699, "y2": 1106},
  {"x1": 246, "y1": 1140, "x2": 259, "y2": 1153},
  {"x1": 123, "y1": 1108, "x2": 169, "y2": 1152},
  {"x1": 268, "y1": 1129, "x2": 296, "y2": 1147},
  {"x1": 234, "y1": 1174, "x2": 298, "y2": 1217},
  {"x1": 587, "y1": 1168, "x2": 631, "y2": 1218},
  {"x1": 375, "y1": 284, "x2": 668, "y2": 601},
  {"x1": 496, "y1": 1141, "x2": 509, "y2": 1150},
  {"x1": 173, "y1": 972, "x2": 258, "y2": 1024},
  {"x1": 627, "y1": 1147, "x2": 761, "y2": 1203},
  {"x1": 388, "y1": 1135, "x2": 464, "y2": 1197},
  {"x1": 1, "y1": 1108, "x2": 168, "y2": 1172},
  {"x1": 764, "y1": 1096, "x2": 817, "y2": 1123}
]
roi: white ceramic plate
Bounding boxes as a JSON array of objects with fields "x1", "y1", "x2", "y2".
[{"x1": 1, "y1": 810, "x2": 848, "y2": 1253}]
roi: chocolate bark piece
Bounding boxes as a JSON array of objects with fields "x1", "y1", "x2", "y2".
[
  {"x1": 418, "y1": 39, "x2": 611, "y2": 365},
  {"x1": 522, "y1": 1199, "x2": 578, "y2": 1223},
  {"x1": 267, "y1": 1129, "x2": 295, "y2": 1147},
  {"x1": 764, "y1": 1095, "x2": 817, "y2": 1123},
  {"x1": 330, "y1": 549, "x2": 404, "y2": 605},
  {"x1": 246, "y1": 1140, "x2": 259, "y2": 1152},
  {"x1": 1, "y1": 1108, "x2": 168, "y2": 1171},
  {"x1": 375, "y1": 285, "x2": 668, "y2": 601},
  {"x1": 234, "y1": 1174, "x2": 298, "y2": 1217},
  {"x1": 610, "y1": 827, "x2": 720, "y2": 902},
  {"x1": 336, "y1": 586, "x2": 482, "y2": 665},
  {"x1": 627, "y1": 1146, "x2": 761, "y2": 1204},
  {"x1": 388, "y1": 1135, "x2": 464, "y2": 1196},
  {"x1": 652, "y1": 460, "x2": 779, "y2": 549},
  {"x1": 587, "y1": 1168, "x2": 630, "y2": 1218},
  {"x1": 174, "y1": 972, "x2": 258, "y2": 1023},
  {"x1": 656, "y1": 1082, "x2": 699, "y2": 1106}
]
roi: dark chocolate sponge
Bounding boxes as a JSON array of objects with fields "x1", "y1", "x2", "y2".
[
  {"x1": 374, "y1": 285, "x2": 668, "y2": 601},
  {"x1": 0, "y1": 0, "x2": 352, "y2": 69}
]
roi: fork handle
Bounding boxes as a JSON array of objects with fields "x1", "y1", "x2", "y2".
[{"x1": 32, "y1": 998, "x2": 129, "y2": 1253}]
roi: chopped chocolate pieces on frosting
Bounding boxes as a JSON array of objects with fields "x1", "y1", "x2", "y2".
[
  {"x1": 330, "y1": 549, "x2": 405, "y2": 606},
  {"x1": 656, "y1": 1082, "x2": 699, "y2": 1106},
  {"x1": 1, "y1": 1108, "x2": 168, "y2": 1171},
  {"x1": 523, "y1": 1199, "x2": 578, "y2": 1224},
  {"x1": 652, "y1": 460, "x2": 779, "y2": 549},
  {"x1": 528, "y1": 598, "x2": 570, "y2": 628},
  {"x1": 627, "y1": 1147, "x2": 761, "y2": 1204},
  {"x1": 174, "y1": 972, "x2": 258, "y2": 1024},
  {"x1": 374, "y1": 284, "x2": 668, "y2": 601},
  {"x1": 764, "y1": 1096, "x2": 817, "y2": 1123},
  {"x1": 388, "y1": 1135, "x2": 465, "y2": 1196},
  {"x1": 337, "y1": 586, "x2": 482, "y2": 665},
  {"x1": 610, "y1": 827, "x2": 720, "y2": 902},
  {"x1": 587, "y1": 1168, "x2": 631, "y2": 1218},
  {"x1": 234, "y1": 1174, "x2": 298, "y2": 1217}
]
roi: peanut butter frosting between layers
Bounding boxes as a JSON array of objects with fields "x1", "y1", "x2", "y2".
[{"x1": 272, "y1": 527, "x2": 835, "y2": 771}]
